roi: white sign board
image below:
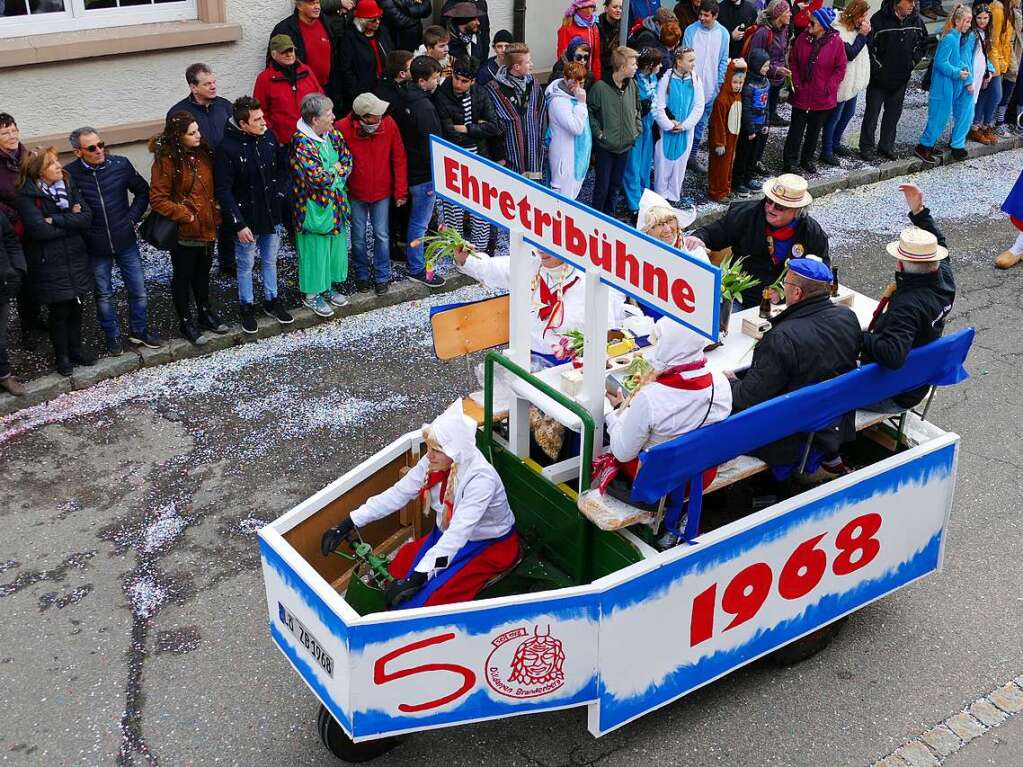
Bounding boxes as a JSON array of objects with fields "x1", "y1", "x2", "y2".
[{"x1": 430, "y1": 137, "x2": 721, "y2": 341}]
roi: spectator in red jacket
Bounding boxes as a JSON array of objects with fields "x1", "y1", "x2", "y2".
[
  {"x1": 255, "y1": 34, "x2": 325, "y2": 143},
  {"x1": 558, "y1": 0, "x2": 603, "y2": 80},
  {"x1": 336, "y1": 93, "x2": 408, "y2": 294}
]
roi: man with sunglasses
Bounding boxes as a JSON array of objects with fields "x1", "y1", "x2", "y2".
[
  {"x1": 66, "y1": 127, "x2": 162, "y2": 355},
  {"x1": 688, "y1": 172, "x2": 830, "y2": 307}
]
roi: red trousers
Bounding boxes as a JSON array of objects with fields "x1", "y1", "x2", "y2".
[{"x1": 389, "y1": 530, "x2": 521, "y2": 606}]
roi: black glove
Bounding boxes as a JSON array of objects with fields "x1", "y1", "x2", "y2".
[
  {"x1": 384, "y1": 570, "x2": 428, "y2": 609},
  {"x1": 320, "y1": 517, "x2": 356, "y2": 557}
]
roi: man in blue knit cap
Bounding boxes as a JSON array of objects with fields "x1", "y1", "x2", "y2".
[{"x1": 727, "y1": 255, "x2": 861, "y2": 479}]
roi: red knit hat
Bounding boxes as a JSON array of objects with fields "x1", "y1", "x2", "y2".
[{"x1": 354, "y1": 0, "x2": 383, "y2": 18}]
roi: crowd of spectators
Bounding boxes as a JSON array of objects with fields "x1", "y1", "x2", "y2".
[{"x1": 0, "y1": 0, "x2": 1017, "y2": 398}]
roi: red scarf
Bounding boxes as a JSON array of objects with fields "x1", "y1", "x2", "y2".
[
  {"x1": 765, "y1": 222, "x2": 798, "y2": 266},
  {"x1": 538, "y1": 274, "x2": 579, "y2": 336},
  {"x1": 369, "y1": 37, "x2": 383, "y2": 78},
  {"x1": 421, "y1": 470, "x2": 455, "y2": 527},
  {"x1": 655, "y1": 358, "x2": 713, "y2": 390}
]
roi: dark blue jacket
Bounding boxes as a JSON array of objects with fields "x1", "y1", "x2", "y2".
[
  {"x1": 65, "y1": 155, "x2": 149, "y2": 259},
  {"x1": 213, "y1": 120, "x2": 287, "y2": 235},
  {"x1": 166, "y1": 94, "x2": 233, "y2": 148}
]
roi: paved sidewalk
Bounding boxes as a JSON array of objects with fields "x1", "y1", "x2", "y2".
[{"x1": 943, "y1": 713, "x2": 1023, "y2": 767}]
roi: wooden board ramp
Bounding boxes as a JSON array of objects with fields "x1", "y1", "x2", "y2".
[{"x1": 431, "y1": 294, "x2": 510, "y2": 360}]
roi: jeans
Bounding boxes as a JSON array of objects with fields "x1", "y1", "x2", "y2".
[
  {"x1": 860, "y1": 83, "x2": 908, "y2": 153},
  {"x1": 170, "y1": 242, "x2": 213, "y2": 321},
  {"x1": 783, "y1": 107, "x2": 828, "y2": 168},
  {"x1": 975, "y1": 75, "x2": 1002, "y2": 125},
  {"x1": 92, "y1": 244, "x2": 148, "y2": 340},
  {"x1": 235, "y1": 228, "x2": 281, "y2": 304},
  {"x1": 591, "y1": 146, "x2": 630, "y2": 215},
  {"x1": 351, "y1": 198, "x2": 391, "y2": 283},
  {"x1": 406, "y1": 182, "x2": 435, "y2": 275},
  {"x1": 821, "y1": 96, "x2": 857, "y2": 156},
  {"x1": 0, "y1": 299, "x2": 9, "y2": 379}
]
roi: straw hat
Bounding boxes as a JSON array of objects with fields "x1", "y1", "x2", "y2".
[
  {"x1": 885, "y1": 226, "x2": 948, "y2": 262},
  {"x1": 762, "y1": 173, "x2": 814, "y2": 208}
]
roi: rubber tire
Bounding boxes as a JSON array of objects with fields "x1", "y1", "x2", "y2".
[
  {"x1": 766, "y1": 617, "x2": 849, "y2": 667},
  {"x1": 317, "y1": 704, "x2": 400, "y2": 763}
]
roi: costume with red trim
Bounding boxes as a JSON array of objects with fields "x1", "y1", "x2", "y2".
[{"x1": 349, "y1": 401, "x2": 519, "y2": 608}]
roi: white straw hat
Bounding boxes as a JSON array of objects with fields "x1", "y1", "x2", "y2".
[
  {"x1": 762, "y1": 173, "x2": 814, "y2": 208},
  {"x1": 885, "y1": 226, "x2": 948, "y2": 262}
]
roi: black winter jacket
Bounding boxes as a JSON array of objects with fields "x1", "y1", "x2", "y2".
[
  {"x1": 861, "y1": 207, "x2": 956, "y2": 408},
  {"x1": 380, "y1": 0, "x2": 431, "y2": 50},
  {"x1": 166, "y1": 94, "x2": 233, "y2": 148},
  {"x1": 718, "y1": 0, "x2": 758, "y2": 58},
  {"x1": 65, "y1": 155, "x2": 149, "y2": 259},
  {"x1": 269, "y1": 12, "x2": 341, "y2": 105},
  {"x1": 447, "y1": 21, "x2": 488, "y2": 64},
  {"x1": 731, "y1": 294, "x2": 863, "y2": 466},
  {"x1": 598, "y1": 12, "x2": 620, "y2": 82},
  {"x1": 397, "y1": 84, "x2": 442, "y2": 185},
  {"x1": 14, "y1": 178, "x2": 94, "y2": 304},
  {"x1": 693, "y1": 199, "x2": 831, "y2": 307},
  {"x1": 337, "y1": 27, "x2": 395, "y2": 116},
  {"x1": 433, "y1": 78, "x2": 507, "y2": 160},
  {"x1": 0, "y1": 212, "x2": 26, "y2": 302},
  {"x1": 214, "y1": 121, "x2": 288, "y2": 236},
  {"x1": 868, "y1": 1, "x2": 928, "y2": 89}
]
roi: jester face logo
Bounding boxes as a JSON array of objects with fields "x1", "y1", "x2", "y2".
[{"x1": 485, "y1": 625, "x2": 566, "y2": 699}]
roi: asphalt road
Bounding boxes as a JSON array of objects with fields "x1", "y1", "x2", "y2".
[{"x1": 2, "y1": 152, "x2": 1023, "y2": 767}]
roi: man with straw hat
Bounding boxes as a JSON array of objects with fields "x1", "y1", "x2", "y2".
[
  {"x1": 862, "y1": 183, "x2": 956, "y2": 413},
  {"x1": 727, "y1": 254, "x2": 861, "y2": 478},
  {"x1": 688, "y1": 172, "x2": 830, "y2": 307},
  {"x1": 320, "y1": 400, "x2": 520, "y2": 609}
]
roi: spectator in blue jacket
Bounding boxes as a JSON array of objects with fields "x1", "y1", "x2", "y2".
[
  {"x1": 214, "y1": 97, "x2": 294, "y2": 334},
  {"x1": 66, "y1": 127, "x2": 162, "y2": 354},
  {"x1": 167, "y1": 63, "x2": 237, "y2": 277}
]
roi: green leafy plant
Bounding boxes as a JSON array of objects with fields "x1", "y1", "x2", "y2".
[
  {"x1": 413, "y1": 228, "x2": 478, "y2": 274},
  {"x1": 563, "y1": 329, "x2": 586, "y2": 356},
  {"x1": 768, "y1": 264, "x2": 789, "y2": 298},
  {"x1": 623, "y1": 355, "x2": 653, "y2": 391},
  {"x1": 719, "y1": 253, "x2": 761, "y2": 303}
]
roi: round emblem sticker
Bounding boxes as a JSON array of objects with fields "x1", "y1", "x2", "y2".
[
  {"x1": 485, "y1": 625, "x2": 566, "y2": 699},
  {"x1": 793, "y1": 244, "x2": 805, "y2": 257}
]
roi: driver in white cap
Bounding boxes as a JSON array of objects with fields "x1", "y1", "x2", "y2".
[{"x1": 321, "y1": 401, "x2": 519, "y2": 609}]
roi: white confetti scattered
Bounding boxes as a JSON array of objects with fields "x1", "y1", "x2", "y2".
[
  {"x1": 127, "y1": 575, "x2": 167, "y2": 619},
  {"x1": 142, "y1": 503, "x2": 187, "y2": 554}
]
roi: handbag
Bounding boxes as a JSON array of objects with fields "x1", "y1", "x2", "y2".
[
  {"x1": 139, "y1": 210, "x2": 178, "y2": 251},
  {"x1": 140, "y1": 160, "x2": 198, "y2": 251}
]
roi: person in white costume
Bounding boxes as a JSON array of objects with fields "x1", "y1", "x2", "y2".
[
  {"x1": 320, "y1": 400, "x2": 520, "y2": 609},
  {"x1": 653, "y1": 48, "x2": 705, "y2": 203},
  {"x1": 605, "y1": 316, "x2": 732, "y2": 478},
  {"x1": 682, "y1": 0, "x2": 732, "y2": 166},
  {"x1": 453, "y1": 245, "x2": 627, "y2": 366}
]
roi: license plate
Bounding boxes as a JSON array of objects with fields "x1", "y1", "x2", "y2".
[{"x1": 278, "y1": 602, "x2": 334, "y2": 677}]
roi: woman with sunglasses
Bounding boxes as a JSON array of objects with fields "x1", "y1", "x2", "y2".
[
  {"x1": 558, "y1": 0, "x2": 603, "y2": 80},
  {"x1": 549, "y1": 37, "x2": 598, "y2": 90}
]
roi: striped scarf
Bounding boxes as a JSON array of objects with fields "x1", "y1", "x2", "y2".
[
  {"x1": 41, "y1": 179, "x2": 70, "y2": 209},
  {"x1": 486, "y1": 74, "x2": 547, "y2": 176}
]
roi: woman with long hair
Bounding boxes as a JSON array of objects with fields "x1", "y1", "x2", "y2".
[
  {"x1": 149, "y1": 112, "x2": 227, "y2": 346},
  {"x1": 916, "y1": 4, "x2": 977, "y2": 163},
  {"x1": 820, "y1": 0, "x2": 872, "y2": 164},
  {"x1": 14, "y1": 147, "x2": 95, "y2": 377},
  {"x1": 968, "y1": 2, "x2": 1004, "y2": 143}
]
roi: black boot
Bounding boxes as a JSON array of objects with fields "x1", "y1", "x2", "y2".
[
  {"x1": 180, "y1": 318, "x2": 208, "y2": 346},
  {"x1": 198, "y1": 306, "x2": 228, "y2": 334}
]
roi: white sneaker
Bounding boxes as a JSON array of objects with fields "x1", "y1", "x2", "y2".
[{"x1": 327, "y1": 290, "x2": 349, "y2": 307}]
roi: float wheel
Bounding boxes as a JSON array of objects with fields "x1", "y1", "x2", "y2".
[
  {"x1": 767, "y1": 617, "x2": 849, "y2": 667},
  {"x1": 317, "y1": 704, "x2": 400, "y2": 762}
]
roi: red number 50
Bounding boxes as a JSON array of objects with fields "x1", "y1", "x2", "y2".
[{"x1": 374, "y1": 633, "x2": 477, "y2": 713}]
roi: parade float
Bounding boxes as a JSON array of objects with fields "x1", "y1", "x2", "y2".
[{"x1": 258, "y1": 138, "x2": 974, "y2": 762}]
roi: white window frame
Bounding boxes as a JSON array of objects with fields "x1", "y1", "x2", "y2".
[{"x1": 1, "y1": 0, "x2": 197, "y2": 39}]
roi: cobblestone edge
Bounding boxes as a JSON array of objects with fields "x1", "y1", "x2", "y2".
[
  {"x1": 872, "y1": 676, "x2": 1023, "y2": 766},
  {"x1": 2, "y1": 134, "x2": 1021, "y2": 418}
]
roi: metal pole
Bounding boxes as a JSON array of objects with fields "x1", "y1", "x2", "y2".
[
  {"x1": 582, "y1": 271, "x2": 609, "y2": 459},
  {"x1": 507, "y1": 228, "x2": 532, "y2": 458},
  {"x1": 619, "y1": 0, "x2": 631, "y2": 47}
]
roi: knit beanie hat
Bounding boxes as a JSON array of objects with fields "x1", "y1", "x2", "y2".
[
  {"x1": 767, "y1": 0, "x2": 790, "y2": 19},
  {"x1": 812, "y1": 6, "x2": 837, "y2": 28}
]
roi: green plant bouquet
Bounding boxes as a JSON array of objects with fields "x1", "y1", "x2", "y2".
[
  {"x1": 413, "y1": 227, "x2": 479, "y2": 279},
  {"x1": 719, "y1": 253, "x2": 761, "y2": 303}
]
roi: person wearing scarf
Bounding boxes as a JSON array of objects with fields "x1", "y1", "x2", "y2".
[
  {"x1": 453, "y1": 244, "x2": 627, "y2": 368},
  {"x1": 254, "y1": 34, "x2": 325, "y2": 152},
  {"x1": 485, "y1": 43, "x2": 547, "y2": 178},
  {"x1": 782, "y1": 7, "x2": 845, "y2": 173},
  {"x1": 653, "y1": 47, "x2": 706, "y2": 203},
  {"x1": 558, "y1": 0, "x2": 604, "y2": 80},
  {"x1": 545, "y1": 61, "x2": 593, "y2": 199},
  {"x1": 321, "y1": 401, "x2": 520, "y2": 609}
]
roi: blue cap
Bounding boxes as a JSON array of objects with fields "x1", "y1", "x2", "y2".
[
  {"x1": 812, "y1": 6, "x2": 837, "y2": 29},
  {"x1": 788, "y1": 256, "x2": 832, "y2": 283}
]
